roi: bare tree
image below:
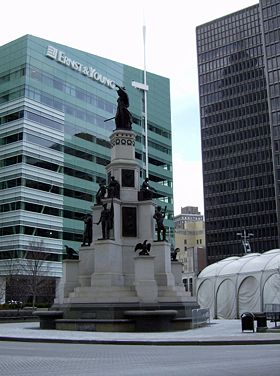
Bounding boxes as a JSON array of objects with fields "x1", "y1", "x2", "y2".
[
  {"x1": 0, "y1": 277, "x2": 6, "y2": 304},
  {"x1": 21, "y1": 240, "x2": 51, "y2": 309},
  {"x1": 5, "y1": 240, "x2": 53, "y2": 309},
  {"x1": 5, "y1": 257, "x2": 30, "y2": 307}
]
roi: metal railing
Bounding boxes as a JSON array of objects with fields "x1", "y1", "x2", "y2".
[
  {"x1": 265, "y1": 304, "x2": 280, "y2": 327},
  {"x1": 192, "y1": 308, "x2": 210, "y2": 328}
]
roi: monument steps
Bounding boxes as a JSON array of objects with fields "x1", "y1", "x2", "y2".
[
  {"x1": 68, "y1": 286, "x2": 137, "y2": 299},
  {"x1": 157, "y1": 285, "x2": 190, "y2": 297}
]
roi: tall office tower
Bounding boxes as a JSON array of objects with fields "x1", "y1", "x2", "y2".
[
  {"x1": 0, "y1": 35, "x2": 173, "y2": 297},
  {"x1": 196, "y1": 1, "x2": 280, "y2": 264}
]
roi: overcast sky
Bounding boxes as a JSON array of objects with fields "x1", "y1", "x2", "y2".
[{"x1": 1, "y1": 0, "x2": 257, "y2": 215}]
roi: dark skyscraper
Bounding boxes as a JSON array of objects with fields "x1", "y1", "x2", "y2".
[{"x1": 196, "y1": 1, "x2": 280, "y2": 264}]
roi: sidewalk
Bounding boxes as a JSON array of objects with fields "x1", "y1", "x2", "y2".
[{"x1": 0, "y1": 319, "x2": 280, "y2": 345}]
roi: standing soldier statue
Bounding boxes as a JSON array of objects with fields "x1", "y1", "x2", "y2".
[
  {"x1": 96, "y1": 202, "x2": 114, "y2": 240},
  {"x1": 153, "y1": 205, "x2": 167, "y2": 242},
  {"x1": 107, "y1": 176, "x2": 120, "y2": 199},
  {"x1": 95, "y1": 183, "x2": 106, "y2": 205},
  {"x1": 82, "y1": 213, "x2": 93, "y2": 246}
]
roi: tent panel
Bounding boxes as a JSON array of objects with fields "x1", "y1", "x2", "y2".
[
  {"x1": 197, "y1": 279, "x2": 214, "y2": 318},
  {"x1": 216, "y1": 279, "x2": 235, "y2": 319},
  {"x1": 238, "y1": 276, "x2": 259, "y2": 317},
  {"x1": 263, "y1": 273, "x2": 280, "y2": 306}
]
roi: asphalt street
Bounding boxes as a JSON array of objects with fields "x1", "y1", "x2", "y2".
[{"x1": 0, "y1": 319, "x2": 280, "y2": 375}]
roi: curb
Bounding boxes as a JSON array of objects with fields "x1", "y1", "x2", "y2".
[{"x1": 1, "y1": 336, "x2": 280, "y2": 346}]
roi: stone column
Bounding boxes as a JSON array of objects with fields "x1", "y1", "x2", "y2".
[
  {"x1": 138, "y1": 200, "x2": 155, "y2": 240},
  {"x1": 171, "y1": 261, "x2": 184, "y2": 287},
  {"x1": 134, "y1": 256, "x2": 158, "y2": 303},
  {"x1": 151, "y1": 242, "x2": 175, "y2": 287},
  {"x1": 91, "y1": 241, "x2": 124, "y2": 287},
  {"x1": 55, "y1": 260, "x2": 79, "y2": 303},
  {"x1": 78, "y1": 247, "x2": 95, "y2": 287}
]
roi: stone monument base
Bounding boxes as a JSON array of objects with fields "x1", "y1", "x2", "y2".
[{"x1": 50, "y1": 300, "x2": 199, "y2": 332}]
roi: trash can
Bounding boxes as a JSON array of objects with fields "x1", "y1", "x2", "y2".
[
  {"x1": 255, "y1": 313, "x2": 267, "y2": 332},
  {"x1": 241, "y1": 312, "x2": 254, "y2": 332}
]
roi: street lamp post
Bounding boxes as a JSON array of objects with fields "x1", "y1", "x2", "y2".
[{"x1": 236, "y1": 229, "x2": 254, "y2": 254}]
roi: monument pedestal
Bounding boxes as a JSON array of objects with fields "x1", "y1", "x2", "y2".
[
  {"x1": 91, "y1": 240, "x2": 124, "y2": 287},
  {"x1": 134, "y1": 256, "x2": 158, "y2": 303},
  {"x1": 152, "y1": 241, "x2": 175, "y2": 286},
  {"x1": 55, "y1": 260, "x2": 79, "y2": 305},
  {"x1": 78, "y1": 246, "x2": 95, "y2": 287},
  {"x1": 171, "y1": 260, "x2": 186, "y2": 287}
]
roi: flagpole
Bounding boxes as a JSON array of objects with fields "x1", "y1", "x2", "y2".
[
  {"x1": 132, "y1": 24, "x2": 149, "y2": 179},
  {"x1": 143, "y1": 24, "x2": 149, "y2": 178}
]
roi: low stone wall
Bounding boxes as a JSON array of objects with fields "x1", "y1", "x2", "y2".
[
  {"x1": 0, "y1": 309, "x2": 38, "y2": 322},
  {"x1": 56, "y1": 318, "x2": 135, "y2": 332},
  {"x1": 124, "y1": 310, "x2": 178, "y2": 332}
]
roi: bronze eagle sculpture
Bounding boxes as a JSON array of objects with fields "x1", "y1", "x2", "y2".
[{"x1": 134, "y1": 240, "x2": 151, "y2": 256}]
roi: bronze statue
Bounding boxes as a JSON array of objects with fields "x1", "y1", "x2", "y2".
[
  {"x1": 140, "y1": 178, "x2": 155, "y2": 200},
  {"x1": 115, "y1": 84, "x2": 132, "y2": 130},
  {"x1": 64, "y1": 245, "x2": 79, "y2": 259},
  {"x1": 107, "y1": 176, "x2": 120, "y2": 199},
  {"x1": 171, "y1": 246, "x2": 180, "y2": 261},
  {"x1": 134, "y1": 240, "x2": 151, "y2": 256},
  {"x1": 153, "y1": 205, "x2": 167, "y2": 241},
  {"x1": 82, "y1": 213, "x2": 92, "y2": 246},
  {"x1": 96, "y1": 202, "x2": 114, "y2": 239},
  {"x1": 96, "y1": 183, "x2": 106, "y2": 205}
]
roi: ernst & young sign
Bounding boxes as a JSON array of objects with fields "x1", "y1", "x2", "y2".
[{"x1": 46, "y1": 45, "x2": 115, "y2": 89}]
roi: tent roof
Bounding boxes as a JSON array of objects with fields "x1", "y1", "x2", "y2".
[{"x1": 199, "y1": 249, "x2": 280, "y2": 278}]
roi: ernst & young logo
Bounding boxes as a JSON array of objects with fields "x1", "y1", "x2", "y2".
[{"x1": 46, "y1": 45, "x2": 115, "y2": 89}]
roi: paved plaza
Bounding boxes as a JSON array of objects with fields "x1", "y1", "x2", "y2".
[{"x1": 0, "y1": 319, "x2": 279, "y2": 345}]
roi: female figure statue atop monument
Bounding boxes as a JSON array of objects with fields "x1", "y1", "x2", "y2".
[{"x1": 115, "y1": 84, "x2": 132, "y2": 130}]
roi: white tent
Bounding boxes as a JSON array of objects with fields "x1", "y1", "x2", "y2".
[{"x1": 196, "y1": 249, "x2": 280, "y2": 319}]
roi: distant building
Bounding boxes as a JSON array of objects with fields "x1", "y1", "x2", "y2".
[
  {"x1": 0, "y1": 35, "x2": 173, "y2": 302},
  {"x1": 196, "y1": 0, "x2": 280, "y2": 264},
  {"x1": 174, "y1": 206, "x2": 206, "y2": 295}
]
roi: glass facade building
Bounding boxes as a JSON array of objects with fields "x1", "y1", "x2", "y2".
[
  {"x1": 196, "y1": 0, "x2": 280, "y2": 264},
  {"x1": 0, "y1": 35, "x2": 173, "y2": 280}
]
